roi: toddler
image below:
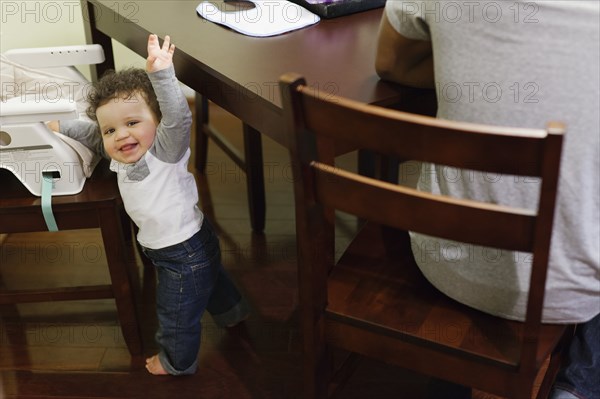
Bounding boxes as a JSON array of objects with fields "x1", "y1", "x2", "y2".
[{"x1": 55, "y1": 34, "x2": 249, "y2": 376}]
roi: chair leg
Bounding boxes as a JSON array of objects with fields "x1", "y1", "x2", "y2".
[
  {"x1": 99, "y1": 205, "x2": 143, "y2": 356},
  {"x1": 243, "y1": 123, "x2": 266, "y2": 232},
  {"x1": 303, "y1": 315, "x2": 333, "y2": 399},
  {"x1": 357, "y1": 149, "x2": 376, "y2": 179},
  {"x1": 535, "y1": 326, "x2": 575, "y2": 399},
  {"x1": 358, "y1": 150, "x2": 400, "y2": 183},
  {"x1": 308, "y1": 343, "x2": 333, "y2": 399},
  {"x1": 329, "y1": 352, "x2": 362, "y2": 399}
]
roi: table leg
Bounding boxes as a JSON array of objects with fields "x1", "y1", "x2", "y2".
[
  {"x1": 243, "y1": 124, "x2": 266, "y2": 232},
  {"x1": 81, "y1": 0, "x2": 115, "y2": 81},
  {"x1": 195, "y1": 94, "x2": 210, "y2": 173}
]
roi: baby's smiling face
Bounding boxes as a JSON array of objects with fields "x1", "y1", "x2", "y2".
[{"x1": 97, "y1": 91, "x2": 159, "y2": 164}]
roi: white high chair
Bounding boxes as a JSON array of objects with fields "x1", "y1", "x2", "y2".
[{"x1": 0, "y1": 44, "x2": 104, "y2": 196}]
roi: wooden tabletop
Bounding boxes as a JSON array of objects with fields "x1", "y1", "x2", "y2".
[{"x1": 84, "y1": 0, "x2": 417, "y2": 147}]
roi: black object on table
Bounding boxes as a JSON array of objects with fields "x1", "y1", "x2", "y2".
[{"x1": 289, "y1": 0, "x2": 385, "y2": 18}]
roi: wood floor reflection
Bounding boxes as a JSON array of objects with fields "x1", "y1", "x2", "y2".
[{"x1": 1, "y1": 102, "x2": 515, "y2": 399}]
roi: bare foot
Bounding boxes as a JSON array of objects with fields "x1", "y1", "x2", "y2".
[{"x1": 145, "y1": 354, "x2": 168, "y2": 375}]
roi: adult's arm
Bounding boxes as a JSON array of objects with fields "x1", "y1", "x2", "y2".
[{"x1": 375, "y1": 11, "x2": 435, "y2": 89}]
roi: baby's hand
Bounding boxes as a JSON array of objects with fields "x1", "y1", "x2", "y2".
[
  {"x1": 46, "y1": 120, "x2": 60, "y2": 132},
  {"x1": 146, "y1": 34, "x2": 175, "y2": 73}
]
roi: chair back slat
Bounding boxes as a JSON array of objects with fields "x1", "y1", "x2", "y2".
[
  {"x1": 312, "y1": 162, "x2": 536, "y2": 252},
  {"x1": 301, "y1": 92, "x2": 547, "y2": 177}
]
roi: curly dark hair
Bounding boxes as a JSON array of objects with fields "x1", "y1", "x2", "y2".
[{"x1": 85, "y1": 68, "x2": 161, "y2": 123}]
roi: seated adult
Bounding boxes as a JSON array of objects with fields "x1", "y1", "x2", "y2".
[{"x1": 375, "y1": 2, "x2": 599, "y2": 398}]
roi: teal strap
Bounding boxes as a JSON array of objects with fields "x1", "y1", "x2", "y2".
[{"x1": 41, "y1": 172, "x2": 58, "y2": 232}]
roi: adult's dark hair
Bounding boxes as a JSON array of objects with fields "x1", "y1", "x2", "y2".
[{"x1": 85, "y1": 68, "x2": 161, "y2": 122}]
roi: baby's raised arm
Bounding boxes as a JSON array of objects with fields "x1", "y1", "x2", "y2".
[
  {"x1": 146, "y1": 34, "x2": 175, "y2": 73},
  {"x1": 145, "y1": 34, "x2": 192, "y2": 163}
]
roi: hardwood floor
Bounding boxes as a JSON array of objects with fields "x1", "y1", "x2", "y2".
[{"x1": 0, "y1": 103, "x2": 536, "y2": 399}]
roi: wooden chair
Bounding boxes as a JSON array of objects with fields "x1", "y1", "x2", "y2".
[
  {"x1": 0, "y1": 160, "x2": 143, "y2": 356},
  {"x1": 280, "y1": 73, "x2": 574, "y2": 399}
]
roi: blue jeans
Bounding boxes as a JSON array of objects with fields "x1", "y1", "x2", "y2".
[
  {"x1": 550, "y1": 312, "x2": 600, "y2": 399},
  {"x1": 142, "y1": 220, "x2": 249, "y2": 375}
]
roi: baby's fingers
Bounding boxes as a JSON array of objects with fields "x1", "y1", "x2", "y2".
[
  {"x1": 148, "y1": 34, "x2": 159, "y2": 51},
  {"x1": 162, "y1": 35, "x2": 175, "y2": 56},
  {"x1": 161, "y1": 35, "x2": 170, "y2": 51}
]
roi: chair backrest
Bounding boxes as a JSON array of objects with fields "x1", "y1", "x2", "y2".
[{"x1": 280, "y1": 73, "x2": 564, "y2": 370}]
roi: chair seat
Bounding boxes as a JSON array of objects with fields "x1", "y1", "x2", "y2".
[
  {"x1": 0, "y1": 161, "x2": 119, "y2": 231},
  {"x1": 326, "y1": 222, "x2": 567, "y2": 371},
  {"x1": 0, "y1": 163, "x2": 143, "y2": 356}
]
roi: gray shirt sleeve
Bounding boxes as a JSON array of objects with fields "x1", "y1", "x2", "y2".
[
  {"x1": 385, "y1": 1, "x2": 432, "y2": 41},
  {"x1": 147, "y1": 66, "x2": 193, "y2": 163},
  {"x1": 59, "y1": 119, "x2": 108, "y2": 159}
]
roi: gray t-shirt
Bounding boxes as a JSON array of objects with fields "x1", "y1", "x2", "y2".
[{"x1": 385, "y1": 0, "x2": 599, "y2": 323}]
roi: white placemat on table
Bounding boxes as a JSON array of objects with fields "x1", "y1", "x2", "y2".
[{"x1": 197, "y1": 0, "x2": 320, "y2": 37}]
